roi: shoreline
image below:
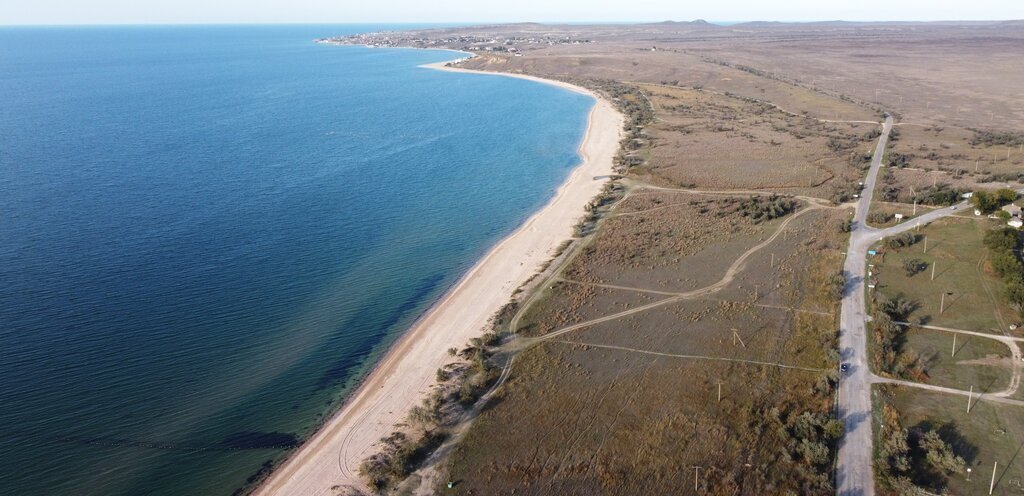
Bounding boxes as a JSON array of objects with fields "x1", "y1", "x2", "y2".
[{"x1": 255, "y1": 53, "x2": 624, "y2": 495}]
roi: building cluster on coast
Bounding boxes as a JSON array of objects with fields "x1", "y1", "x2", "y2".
[{"x1": 317, "y1": 32, "x2": 593, "y2": 56}]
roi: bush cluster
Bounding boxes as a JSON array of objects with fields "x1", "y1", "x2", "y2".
[{"x1": 983, "y1": 227, "x2": 1024, "y2": 315}]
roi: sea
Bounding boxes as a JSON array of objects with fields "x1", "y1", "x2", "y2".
[{"x1": 0, "y1": 24, "x2": 592, "y2": 495}]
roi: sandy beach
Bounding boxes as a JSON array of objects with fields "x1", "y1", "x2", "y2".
[{"x1": 255, "y1": 58, "x2": 623, "y2": 495}]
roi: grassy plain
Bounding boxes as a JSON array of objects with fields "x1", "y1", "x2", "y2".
[
  {"x1": 875, "y1": 386, "x2": 1024, "y2": 496},
  {"x1": 902, "y1": 327, "x2": 1013, "y2": 392},
  {"x1": 870, "y1": 217, "x2": 1021, "y2": 335},
  {"x1": 436, "y1": 200, "x2": 849, "y2": 494}
]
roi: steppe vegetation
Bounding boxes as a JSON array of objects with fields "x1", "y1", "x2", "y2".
[{"x1": 336, "y1": 20, "x2": 1024, "y2": 495}]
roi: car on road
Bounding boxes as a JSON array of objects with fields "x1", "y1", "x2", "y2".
[{"x1": 840, "y1": 363, "x2": 849, "y2": 372}]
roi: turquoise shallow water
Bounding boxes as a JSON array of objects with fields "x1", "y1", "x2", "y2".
[{"x1": 0, "y1": 25, "x2": 592, "y2": 495}]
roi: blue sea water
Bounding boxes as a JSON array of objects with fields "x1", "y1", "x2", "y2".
[{"x1": 0, "y1": 25, "x2": 592, "y2": 495}]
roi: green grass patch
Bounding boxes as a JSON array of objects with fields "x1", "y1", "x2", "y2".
[
  {"x1": 871, "y1": 217, "x2": 1019, "y2": 334},
  {"x1": 879, "y1": 386, "x2": 1024, "y2": 496},
  {"x1": 905, "y1": 327, "x2": 1012, "y2": 392}
]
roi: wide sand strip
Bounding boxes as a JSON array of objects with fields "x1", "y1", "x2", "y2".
[{"x1": 256, "y1": 59, "x2": 624, "y2": 495}]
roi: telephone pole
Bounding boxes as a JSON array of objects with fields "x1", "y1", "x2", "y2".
[
  {"x1": 693, "y1": 466, "x2": 703, "y2": 492},
  {"x1": 990, "y1": 461, "x2": 998, "y2": 494},
  {"x1": 732, "y1": 329, "x2": 746, "y2": 348},
  {"x1": 931, "y1": 262, "x2": 936, "y2": 281},
  {"x1": 952, "y1": 333, "x2": 957, "y2": 357}
]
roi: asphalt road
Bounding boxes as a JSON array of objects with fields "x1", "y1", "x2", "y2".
[
  {"x1": 835, "y1": 115, "x2": 981, "y2": 495},
  {"x1": 835, "y1": 115, "x2": 891, "y2": 496}
]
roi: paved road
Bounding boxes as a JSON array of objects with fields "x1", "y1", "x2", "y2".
[
  {"x1": 835, "y1": 115, "x2": 891, "y2": 496},
  {"x1": 835, "y1": 114, "x2": 988, "y2": 495}
]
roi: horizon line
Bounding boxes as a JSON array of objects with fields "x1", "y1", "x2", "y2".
[{"x1": 2, "y1": 18, "x2": 1023, "y2": 28}]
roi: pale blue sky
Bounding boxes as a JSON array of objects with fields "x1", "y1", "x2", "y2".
[{"x1": 3, "y1": 0, "x2": 1023, "y2": 25}]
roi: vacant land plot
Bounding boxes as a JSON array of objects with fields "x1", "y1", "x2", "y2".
[
  {"x1": 871, "y1": 217, "x2": 1021, "y2": 335},
  {"x1": 434, "y1": 198, "x2": 847, "y2": 494},
  {"x1": 633, "y1": 84, "x2": 875, "y2": 199},
  {"x1": 563, "y1": 192, "x2": 771, "y2": 293},
  {"x1": 902, "y1": 327, "x2": 1013, "y2": 392},
  {"x1": 875, "y1": 386, "x2": 1024, "y2": 496},
  {"x1": 889, "y1": 124, "x2": 1024, "y2": 177}
]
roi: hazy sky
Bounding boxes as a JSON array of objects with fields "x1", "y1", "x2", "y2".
[{"x1": 4, "y1": 0, "x2": 1024, "y2": 25}]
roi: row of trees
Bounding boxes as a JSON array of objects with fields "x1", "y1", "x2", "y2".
[
  {"x1": 971, "y1": 188, "x2": 1018, "y2": 214},
  {"x1": 983, "y1": 227, "x2": 1024, "y2": 315},
  {"x1": 871, "y1": 296, "x2": 927, "y2": 381}
]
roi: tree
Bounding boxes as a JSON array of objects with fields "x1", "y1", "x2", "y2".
[
  {"x1": 985, "y1": 227, "x2": 1021, "y2": 252},
  {"x1": 990, "y1": 250, "x2": 1023, "y2": 278},
  {"x1": 1006, "y1": 281, "x2": 1024, "y2": 311},
  {"x1": 903, "y1": 258, "x2": 928, "y2": 277},
  {"x1": 919, "y1": 430, "x2": 966, "y2": 474},
  {"x1": 995, "y1": 188, "x2": 1018, "y2": 204},
  {"x1": 971, "y1": 190, "x2": 998, "y2": 213}
]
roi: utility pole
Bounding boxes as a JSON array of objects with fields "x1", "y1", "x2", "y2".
[
  {"x1": 952, "y1": 333, "x2": 957, "y2": 357},
  {"x1": 940, "y1": 291, "x2": 950, "y2": 314},
  {"x1": 693, "y1": 466, "x2": 702, "y2": 493},
  {"x1": 718, "y1": 383, "x2": 722, "y2": 402},
  {"x1": 913, "y1": 198, "x2": 917, "y2": 216},
  {"x1": 924, "y1": 235, "x2": 928, "y2": 254},
  {"x1": 732, "y1": 329, "x2": 746, "y2": 348},
  {"x1": 967, "y1": 385, "x2": 974, "y2": 412},
  {"x1": 931, "y1": 262, "x2": 936, "y2": 281},
  {"x1": 770, "y1": 253, "x2": 775, "y2": 269},
  {"x1": 990, "y1": 461, "x2": 997, "y2": 494}
]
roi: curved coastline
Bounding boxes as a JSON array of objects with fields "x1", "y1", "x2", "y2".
[{"x1": 255, "y1": 54, "x2": 624, "y2": 495}]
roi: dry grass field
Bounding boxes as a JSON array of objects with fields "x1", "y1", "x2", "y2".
[
  {"x1": 434, "y1": 202, "x2": 849, "y2": 494},
  {"x1": 331, "y1": 20, "x2": 1024, "y2": 495},
  {"x1": 632, "y1": 84, "x2": 877, "y2": 198}
]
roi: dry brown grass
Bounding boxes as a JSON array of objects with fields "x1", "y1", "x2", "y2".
[
  {"x1": 630, "y1": 84, "x2": 875, "y2": 198},
  {"x1": 435, "y1": 203, "x2": 848, "y2": 494}
]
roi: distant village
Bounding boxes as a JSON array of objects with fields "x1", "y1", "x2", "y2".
[{"x1": 316, "y1": 32, "x2": 593, "y2": 56}]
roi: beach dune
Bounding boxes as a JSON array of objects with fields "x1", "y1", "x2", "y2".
[{"x1": 256, "y1": 60, "x2": 624, "y2": 495}]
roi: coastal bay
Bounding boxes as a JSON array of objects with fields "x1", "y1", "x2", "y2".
[{"x1": 0, "y1": 26, "x2": 596, "y2": 495}]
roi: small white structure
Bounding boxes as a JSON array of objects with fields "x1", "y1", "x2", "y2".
[
  {"x1": 1009, "y1": 218, "x2": 1024, "y2": 229},
  {"x1": 894, "y1": 213, "x2": 904, "y2": 221},
  {"x1": 962, "y1": 192, "x2": 974, "y2": 199},
  {"x1": 974, "y1": 209, "x2": 983, "y2": 216},
  {"x1": 1002, "y1": 204, "x2": 1022, "y2": 218}
]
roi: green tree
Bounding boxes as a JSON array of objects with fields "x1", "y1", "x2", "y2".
[
  {"x1": 984, "y1": 227, "x2": 1020, "y2": 252},
  {"x1": 972, "y1": 191, "x2": 998, "y2": 213},
  {"x1": 995, "y1": 188, "x2": 1018, "y2": 204},
  {"x1": 919, "y1": 430, "x2": 966, "y2": 474},
  {"x1": 990, "y1": 250, "x2": 1023, "y2": 278},
  {"x1": 903, "y1": 258, "x2": 928, "y2": 277}
]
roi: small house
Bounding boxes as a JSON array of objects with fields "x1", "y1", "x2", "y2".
[
  {"x1": 1002, "y1": 204, "x2": 1022, "y2": 218},
  {"x1": 1010, "y1": 218, "x2": 1024, "y2": 229}
]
